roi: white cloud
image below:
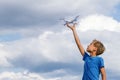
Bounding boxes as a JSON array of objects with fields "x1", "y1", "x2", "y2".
[
  {"x1": 77, "y1": 14, "x2": 120, "y2": 32},
  {"x1": 0, "y1": 30, "x2": 81, "y2": 68},
  {"x1": 38, "y1": 30, "x2": 81, "y2": 63},
  {"x1": 0, "y1": 71, "x2": 45, "y2": 80},
  {"x1": 0, "y1": 71, "x2": 81, "y2": 80},
  {"x1": 0, "y1": 43, "x2": 13, "y2": 67}
]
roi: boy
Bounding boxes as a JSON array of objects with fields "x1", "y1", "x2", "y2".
[{"x1": 66, "y1": 23, "x2": 106, "y2": 80}]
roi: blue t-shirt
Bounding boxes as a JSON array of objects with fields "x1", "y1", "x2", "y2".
[{"x1": 82, "y1": 52, "x2": 104, "y2": 80}]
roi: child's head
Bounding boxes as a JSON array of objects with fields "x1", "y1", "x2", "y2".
[{"x1": 87, "y1": 39, "x2": 105, "y2": 56}]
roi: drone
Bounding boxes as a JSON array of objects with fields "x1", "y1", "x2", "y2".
[{"x1": 60, "y1": 15, "x2": 79, "y2": 26}]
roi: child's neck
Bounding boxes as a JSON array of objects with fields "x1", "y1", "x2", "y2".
[{"x1": 90, "y1": 52, "x2": 96, "y2": 57}]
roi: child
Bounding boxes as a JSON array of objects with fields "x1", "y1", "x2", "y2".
[{"x1": 66, "y1": 23, "x2": 106, "y2": 80}]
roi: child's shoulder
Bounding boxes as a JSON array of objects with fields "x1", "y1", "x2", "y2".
[{"x1": 96, "y1": 56, "x2": 104, "y2": 63}]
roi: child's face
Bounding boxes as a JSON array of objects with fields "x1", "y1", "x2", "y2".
[{"x1": 87, "y1": 42, "x2": 97, "y2": 53}]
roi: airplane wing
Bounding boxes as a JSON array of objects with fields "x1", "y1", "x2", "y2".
[
  {"x1": 60, "y1": 18, "x2": 69, "y2": 26},
  {"x1": 70, "y1": 15, "x2": 79, "y2": 23}
]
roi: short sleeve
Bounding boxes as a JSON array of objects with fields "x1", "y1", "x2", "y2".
[
  {"x1": 83, "y1": 52, "x2": 90, "y2": 61},
  {"x1": 99, "y1": 58, "x2": 104, "y2": 69}
]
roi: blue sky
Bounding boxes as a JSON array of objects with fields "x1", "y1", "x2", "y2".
[{"x1": 0, "y1": 0, "x2": 120, "y2": 80}]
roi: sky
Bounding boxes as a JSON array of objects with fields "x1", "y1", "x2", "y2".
[{"x1": 0, "y1": 0, "x2": 120, "y2": 80}]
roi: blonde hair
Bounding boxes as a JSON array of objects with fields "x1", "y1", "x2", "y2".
[{"x1": 92, "y1": 39, "x2": 105, "y2": 55}]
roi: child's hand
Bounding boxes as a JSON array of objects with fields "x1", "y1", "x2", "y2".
[{"x1": 66, "y1": 23, "x2": 77, "y2": 31}]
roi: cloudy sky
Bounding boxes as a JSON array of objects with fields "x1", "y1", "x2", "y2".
[{"x1": 0, "y1": 0, "x2": 120, "y2": 80}]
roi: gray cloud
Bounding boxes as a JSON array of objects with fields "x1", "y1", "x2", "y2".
[
  {"x1": 0, "y1": 0, "x2": 120, "y2": 31},
  {"x1": 0, "y1": 4, "x2": 54, "y2": 28},
  {"x1": 10, "y1": 55, "x2": 83, "y2": 74},
  {"x1": 0, "y1": 0, "x2": 120, "y2": 39}
]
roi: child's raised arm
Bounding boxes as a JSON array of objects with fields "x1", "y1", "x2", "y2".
[{"x1": 66, "y1": 23, "x2": 85, "y2": 56}]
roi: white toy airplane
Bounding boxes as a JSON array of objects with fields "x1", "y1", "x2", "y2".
[{"x1": 60, "y1": 15, "x2": 79, "y2": 26}]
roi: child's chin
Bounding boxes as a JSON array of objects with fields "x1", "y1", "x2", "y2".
[{"x1": 86, "y1": 49, "x2": 89, "y2": 52}]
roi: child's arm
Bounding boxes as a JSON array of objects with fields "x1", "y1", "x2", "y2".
[
  {"x1": 66, "y1": 23, "x2": 85, "y2": 56},
  {"x1": 100, "y1": 67, "x2": 106, "y2": 80}
]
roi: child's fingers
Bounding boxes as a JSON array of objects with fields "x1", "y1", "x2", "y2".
[
  {"x1": 73, "y1": 23, "x2": 77, "y2": 27},
  {"x1": 66, "y1": 23, "x2": 71, "y2": 27}
]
